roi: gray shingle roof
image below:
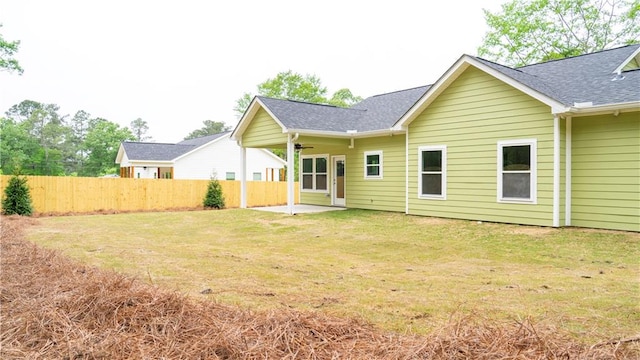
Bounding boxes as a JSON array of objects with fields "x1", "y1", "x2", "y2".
[
  {"x1": 257, "y1": 97, "x2": 363, "y2": 132},
  {"x1": 474, "y1": 44, "x2": 640, "y2": 106},
  {"x1": 122, "y1": 132, "x2": 229, "y2": 161},
  {"x1": 251, "y1": 45, "x2": 638, "y2": 134},
  {"x1": 351, "y1": 86, "x2": 430, "y2": 131},
  {"x1": 256, "y1": 85, "x2": 430, "y2": 133},
  {"x1": 177, "y1": 131, "x2": 229, "y2": 146}
]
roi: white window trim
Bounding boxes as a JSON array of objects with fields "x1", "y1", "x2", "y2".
[
  {"x1": 418, "y1": 145, "x2": 447, "y2": 200},
  {"x1": 497, "y1": 139, "x2": 537, "y2": 204},
  {"x1": 300, "y1": 154, "x2": 329, "y2": 193},
  {"x1": 364, "y1": 150, "x2": 383, "y2": 179}
]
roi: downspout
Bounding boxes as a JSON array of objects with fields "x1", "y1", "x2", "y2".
[
  {"x1": 565, "y1": 117, "x2": 572, "y2": 226},
  {"x1": 553, "y1": 115, "x2": 560, "y2": 227},
  {"x1": 286, "y1": 134, "x2": 296, "y2": 215},
  {"x1": 405, "y1": 127, "x2": 409, "y2": 214}
]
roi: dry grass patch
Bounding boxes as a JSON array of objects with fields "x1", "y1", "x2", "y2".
[
  {"x1": 21, "y1": 209, "x2": 640, "y2": 342},
  {"x1": 3, "y1": 215, "x2": 639, "y2": 359}
]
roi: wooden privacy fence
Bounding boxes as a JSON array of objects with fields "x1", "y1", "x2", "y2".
[{"x1": 0, "y1": 176, "x2": 299, "y2": 214}]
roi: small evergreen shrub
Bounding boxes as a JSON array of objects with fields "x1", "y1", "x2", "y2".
[
  {"x1": 2, "y1": 175, "x2": 34, "y2": 216},
  {"x1": 203, "y1": 178, "x2": 225, "y2": 209}
]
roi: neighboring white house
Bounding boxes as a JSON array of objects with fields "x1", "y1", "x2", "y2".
[{"x1": 115, "y1": 132, "x2": 286, "y2": 181}]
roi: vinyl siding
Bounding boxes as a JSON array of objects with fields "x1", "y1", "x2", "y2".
[
  {"x1": 242, "y1": 108, "x2": 287, "y2": 147},
  {"x1": 407, "y1": 66, "x2": 555, "y2": 226},
  {"x1": 174, "y1": 139, "x2": 285, "y2": 181},
  {"x1": 346, "y1": 136, "x2": 406, "y2": 212},
  {"x1": 298, "y1": 136, "x2": 406, "y2": 212},
  {"x1": 571, "y1": 112, "x2": 640, "y2": 232}
]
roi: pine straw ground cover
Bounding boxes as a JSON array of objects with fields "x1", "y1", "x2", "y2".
[{"x1": 1, "y1": 215, "x2": 639, "y2": 359}]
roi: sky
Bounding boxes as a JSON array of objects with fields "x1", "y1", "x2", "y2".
[{"x1": 0, "y1": 0, "x2": 506, "y2": 143}]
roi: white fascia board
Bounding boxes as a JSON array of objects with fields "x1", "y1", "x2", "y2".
[
  {"x1": 286, "y1": 128, "x2": 405, "y2": 139},
  {"x1": 393, "y1": 55, "x2": 568, "y2": 130},
  {"x1": 115, "y1": 144, "x2": 126, "y2": 163},
  {"x1": 173, "y1": 133, "x2": 230, "y2": 162},
  {"x1": 393, "y1": 56, "x2": 471, "y2": 130},
  {"x1": 230, "y1": 97, "x2": 288, "y2": 141},
  {"x1": 613, "y1": 46, "x2": 640, "y2": 74},
  {"x1": 561, "y1": 101, "x2": 640, "y2": 117},
  {"x1": 127, "y1": 160, "x2": 174, "y2": 167}
]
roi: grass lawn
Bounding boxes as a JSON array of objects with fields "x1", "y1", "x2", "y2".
[{"x1": 26, "y1": 209, "x2": 639, "y2": 342}]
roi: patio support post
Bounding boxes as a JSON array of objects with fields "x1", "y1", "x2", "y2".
[
  {"x1": 553, "y1": 115, "x2": 560, "y2": 227},
  {"x1": 287, "y1": 134, "x2": 295, "y2": 215},
  {"x1": 240, "y1": 145, "x2": 247, "y2": 209},
  {"x1": 565, "y1": 116, "x2": 572, "y2": 226}
]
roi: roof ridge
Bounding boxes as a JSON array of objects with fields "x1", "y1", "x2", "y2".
[
  {"x1": 368, "y1": 85, "x2": 431, "y2": 98},
  {"x1": 257, "y1": 96, "x2": 334, "y2": 108},
  {"x1": 258, "y1": 96, "x2": 366, "y2": 112},
  {"x1": 517, "y1": 43, "x2": 640, "y2": 69},
  {"x1": 473, "y1": 55, "x2": 521, "y2": 72}
]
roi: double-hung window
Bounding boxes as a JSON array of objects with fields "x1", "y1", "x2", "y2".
[
  {"x1": 419, "y1": 146, "x2": 446, "y2": 199},
  {"x1": 364, "y1": 150, "x2": 383, "y2": 179},
  {"x1": 498, "y1": 139, "x2": 536, "y2": 203},
  {"x1": 301, "y1": 155, "x2": 328, "y2": 192}
]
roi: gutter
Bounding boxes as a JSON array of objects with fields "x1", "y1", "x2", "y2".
[
  {"x1": 285, "y1": 128, "x2": 406, "y2": 139},
  {"x1": 555, "y1": 101, "x2": 640, "y2": 117}
]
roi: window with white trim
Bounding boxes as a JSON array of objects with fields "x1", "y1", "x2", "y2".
[
  {"x1": 498, "y1": 139, "x2": 536, "y2": 202},
  {"x1": 252, "y1": 172, "x2": 262, "y2": 181},
  {"x1": 364, "y1": 150, "x2": 383, "y2": 179},
  {"x1": 419, "y1": 145, "x2": 446, "y2": 199},
  {"x1": 225, "y1": 172, "x2": 236, "y2": 180},
  {"x1": 301, "y1": 155, "x2": 328, "y2": 192}
]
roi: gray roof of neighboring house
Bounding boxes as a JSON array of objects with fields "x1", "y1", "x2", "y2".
[
  {"x1": 122, "y1": 132, "x2": 230, "y2": 161},
  {"x1": 474, "y1": 44, "x2": 640, "y2": 106},
  {"x1": 177, "y1": 132, "x2": 229, "y2": 146},
  {"x1": 256, "y1": 85, "x2": 430, "y2": 133}
]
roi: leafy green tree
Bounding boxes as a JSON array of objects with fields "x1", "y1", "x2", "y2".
[
  {"x1": 4, "y1": 101, "x2": 70, "y2": 175},
  {"x1": 130, "y1": 117, "x2": 152, "y2": 141},
  {"x1": 203, "y1": 178, "x2": 225, "y2": 209},
  {"x1": 478, "y1": 0, "x2": 640, "y2": 66},
  {"x1": 0, "y1": 24, "x2": 23, "y2": 74},
  {"x1": 82, "y1": 119, "x2": 135, "y2": 176},
  {"x1": 184, "y1": 120, "x2": 230, "y2": 140},
  {"x1": 0, "y1": 118, "x2": 40, "y2": 174},
  {"x1": 234, "y1": 70, "x2": 362, "y2": 116},
  {"x1": 327, "y1": 88, "x2": 363, "y2": 108},
  {"x1": 2, "y1": 175, "x2": 33, "y2": 216},
  {"x1": 66, "y1": 110, "x2": 92, "y2": 174}
]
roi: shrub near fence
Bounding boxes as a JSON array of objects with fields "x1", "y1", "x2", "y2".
[{"x1": 0, "y1": 176, "x2": 299, "y2": 214}]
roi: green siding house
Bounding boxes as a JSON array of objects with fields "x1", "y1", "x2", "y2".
[{"x1": 232, "y1": 45, "x2": 640, "y2": 232}]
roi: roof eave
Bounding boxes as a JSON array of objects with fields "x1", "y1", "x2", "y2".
[
  {"x1": 560, "y1": 101, "x2": 640, "y2": 117},
  {"x1": 121, "y1": 160, "x2": 175, "y2": 165},
  {"x1": 613, "y1": 46, "x2": 640, "y2": 73},
  {"x1": 393, "y1": 55, "x2": 567, "y2": 130},
  {"x1": 287, "y1": 128, "x2": 405, "y2": 139},
  {"x1": 230, "y1": 97, "x2": 288, "y2": 141},
  {"x1": 173, "y1": 133, "x2": 230, "y2": 162}
]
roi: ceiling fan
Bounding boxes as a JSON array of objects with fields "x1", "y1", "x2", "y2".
[{"x1": 294, "y1": 143, "x2": 314, "y2": 151}]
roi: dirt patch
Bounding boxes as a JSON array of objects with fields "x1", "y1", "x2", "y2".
[
  {"x1": 1, "y1": 215, "x2": 637, "y2": 359},
  {"x1": 410, "y1": 215, "x2": 456, "y2": 226},
  {"x1": 509, "y1": 225, "x2": 558, "y2": 236}
]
